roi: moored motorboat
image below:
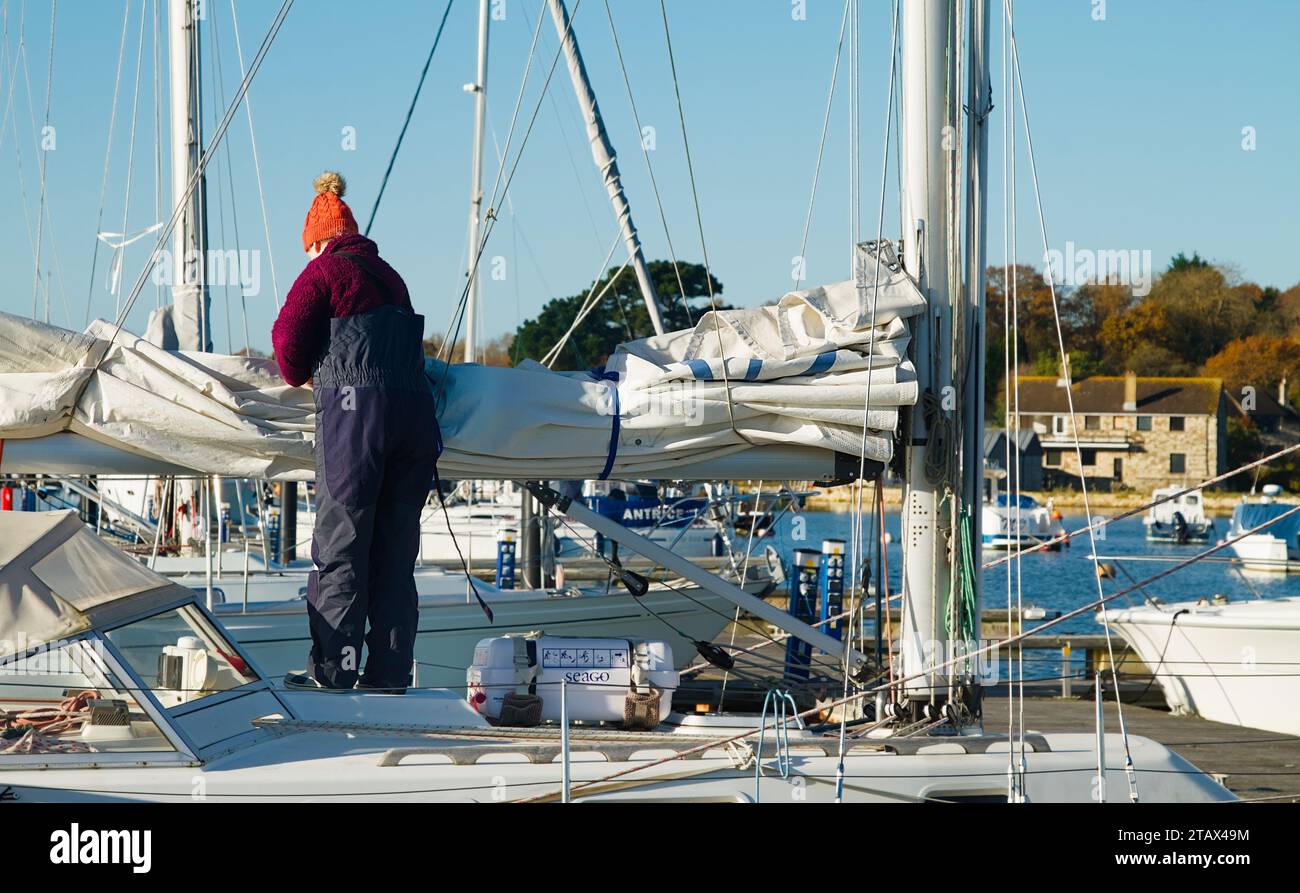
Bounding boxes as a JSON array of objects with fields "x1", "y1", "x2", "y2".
[
  {"x1": 1222, "y1": 486, "x2": 1300, "y2": 572},
  {"x1": 981, "y1": 490, "x2": 1065, "y2": 551},
  {"x1": 1143, "y1": 486, "x2": 1214, "y2": 544}
]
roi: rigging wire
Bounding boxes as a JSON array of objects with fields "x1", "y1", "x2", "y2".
[
  {"x1": 719, "y1": 479, "x2": 764, "y2": 709},
  {"x1": 427, "y1": 0, "x2": 562, "y2": 376},
  {"x1": 208, "y1": 0, "x2": 244, "y2": 353},
  {"x1": 793, "y1": 0, "x2": 851, "y2": 295},
  {"x1": 152, "y1": 0, "x2": 161, "y2": 310},
  {"x1": 110, "y1": 0, "x2": 147, "y2": 320},
  {"x1": 94, "y1": 0, "x2": 295, "y2": 355},
  {"x1": 841, "y1": 0, "x2": 899, "y2": 801},
  {"x1": 539, "y1": 232, "x2": 626, "y2": 368},
  {"x1": 1000, "y1": 0, "x2": 1028, "y2": 800},
  {"x1": 520, "y1": 0, "x2": 609, "y2": 259},
  {"x1": 7, "y1": 0, "x2": 70, "y2": 327},
  {"x1": 28, "y1": 0, "x2": 53, "y2": 321},
  {"x1": 83, "y1": 1, "x2": 132, "y2": 327},
  {"x1": 363, "y1": 0, "x2": 454, "y2": 237},
  {"x1": 207, "y1": 6, "x2": 237, "y2": 349},
  {"x1": 656, "y1": 0, "x2": 739, "y2": 440},
  {"x1": 1, "y1": 11, "x2": 44, "y2": 305},
  {"x1": 227, "y1": 0, "x2": 281, "y2": 311},
  {"x1": 1002, "y1": 0, "x2": 1138, "y2": 800},
  {"x1": 601, "y1": 0, "x2": 694, "y2": 325}
]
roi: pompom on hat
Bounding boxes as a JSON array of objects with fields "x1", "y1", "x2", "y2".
[{"x1": 302, "y1": 171, "x2": 359, "y2": 251}]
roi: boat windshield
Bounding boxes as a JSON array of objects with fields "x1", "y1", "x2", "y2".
[
  {"x1": 103, "y1": 604, "x2": 258, "y2": 710},
  {"x1": 1, "y1": 639, "x2": 175, "y2": 756}
]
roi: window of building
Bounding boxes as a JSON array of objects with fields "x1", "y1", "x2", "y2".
[
  {"x1": 1084, "y1": 415, "x2": 1100, "y2": 430},
  {"x1": 1137, "y1": 416, "x2": 1152, "y2": 431},
  {"x1": 1044, "y1": 449, "x2": 1062, "y2": 467},
  {"x1": 1113, "y1": 457, "x2": 1123, "y2": 479},
  {"x1": 1081, "y1": 449, "x2": 1097, "y2": 467},
  {"x1": 1053, "y1": 415, "x2": 1066, "y2": 435},
  {"x1": 1169, "y1": 453, "x2": 1186, "y2": 474},
  {"x1": 1169, "y1": 416, "x2": 1185, "y2": 431}
]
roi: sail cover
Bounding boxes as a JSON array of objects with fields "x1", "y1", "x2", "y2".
[{"x1": 0, "y1": 275, "x2": 923, "y2": 480}]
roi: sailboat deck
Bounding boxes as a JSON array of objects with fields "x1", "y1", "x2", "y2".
[{"x1": 249, "y1": 715, "x2": 1057, "y2": 767}]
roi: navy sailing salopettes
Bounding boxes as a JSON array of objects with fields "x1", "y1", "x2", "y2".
[{"x1": 306, "y1": 299, "x2": 439, "y2": 690}]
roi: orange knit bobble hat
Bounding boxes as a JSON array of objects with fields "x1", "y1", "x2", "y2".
[{"x1": 302, "y1": 171, "x2": 359, "y2": 251}]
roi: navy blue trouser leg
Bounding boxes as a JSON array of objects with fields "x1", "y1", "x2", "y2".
[
  {"x1": 306, "y1": 385, "x2": 384, "y2": 688},
  {"x1": 306, "y1": 481, "x2": 378, "y2": 688},
  {"x1": 307, "y1": 385, "x2": 437, "y2": 690},
  {"x1": 360, "y1": 391, "x2": 438, "y2": 689}
]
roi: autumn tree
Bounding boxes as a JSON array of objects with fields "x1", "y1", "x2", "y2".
[
  {"x1": 1203, "y1": 334, "x2": 1300, "y2": 408},
  {"x1": 1277, "y1": 282, "x2": 1300, "y2": 332}
]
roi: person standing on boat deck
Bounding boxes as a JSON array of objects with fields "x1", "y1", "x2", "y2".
[{"x1": 271, "y1": 171, "x2": 440, "y2": 693}]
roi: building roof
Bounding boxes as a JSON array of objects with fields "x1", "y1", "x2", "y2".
[
  {"x1": 1225, "y1": 385, "x2": 1288, "y2": 420},
  {"x1": 983, "y1": 427, "x2": 1039, "y2": 457},
  {"x1": 1016, "y1": 376, "x2": 1223, "y2": 416}
]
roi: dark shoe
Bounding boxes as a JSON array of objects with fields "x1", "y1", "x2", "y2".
[
  {"x1": 355, "y1": 678, "x2": 408, "y2": 695},
  {"x1": 282, "y1": 672, "x2": 352, "y2": 692}
]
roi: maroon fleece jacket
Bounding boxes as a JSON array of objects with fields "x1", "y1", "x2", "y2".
[{"x1": 271, "y1": 233, "x2": 414, "y2": 386}]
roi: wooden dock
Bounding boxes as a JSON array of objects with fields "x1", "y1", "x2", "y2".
[{"x1": 984, "y1": 696, "x2": 1300, "y2": 802}]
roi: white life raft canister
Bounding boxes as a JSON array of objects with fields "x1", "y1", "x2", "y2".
[{"x1": 467, "y1": 636, "x2": 677, "y2": 725}]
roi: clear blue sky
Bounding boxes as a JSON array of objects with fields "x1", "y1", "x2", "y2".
[{"x1": 2, "y1": 0, "x2": 1297, "y2": 354}]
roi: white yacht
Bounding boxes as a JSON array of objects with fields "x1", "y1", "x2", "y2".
[
  {"x1": 1143, "y1": 486, "x2": 1214, "y2": 544},
  {"x1": 0, "y1": 511, "x2": 1234, "y2": 803},
  {"x1": 1108, "y1": 594, "x2": 1300, "y2": 736},
  {"x1": 981, "y1": 472, "x2": 1065, "y2": 551},
  {"x1": 1223, "y1": 485, "x2": 1300, "y2": 572}
]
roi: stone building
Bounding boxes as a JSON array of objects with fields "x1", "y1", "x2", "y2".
[{"x1": 1014, "y1": 372, "x2": 1226, "y2": 491}]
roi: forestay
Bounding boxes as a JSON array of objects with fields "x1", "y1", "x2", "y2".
[{"x1": 0, "y1": 273, "x2": 923, "y2": 480}]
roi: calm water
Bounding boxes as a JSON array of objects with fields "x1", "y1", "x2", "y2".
[{"x1": 756, "y1": 509, "x2": 1300, "y2": 679}]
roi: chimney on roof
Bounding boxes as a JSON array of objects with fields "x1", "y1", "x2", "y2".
[
  {"x1": 1123, "y1": 370, "x2": 1138, "y2": 412},
  {"x1": 1056, "y1": 355, "x2": 1071, "y2": 388}
]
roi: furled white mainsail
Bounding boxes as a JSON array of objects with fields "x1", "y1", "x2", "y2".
[{"x1": 0, "y1": 274, "x2": 923, "y2": 480}]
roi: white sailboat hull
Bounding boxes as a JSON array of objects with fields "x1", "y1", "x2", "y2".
[
  {"x1": 1, "y1": 708, "x2": 1233, "y2": 803},
  {"x1": 1109, "y1": 597, "x2": 1300, "y2": 736}
]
